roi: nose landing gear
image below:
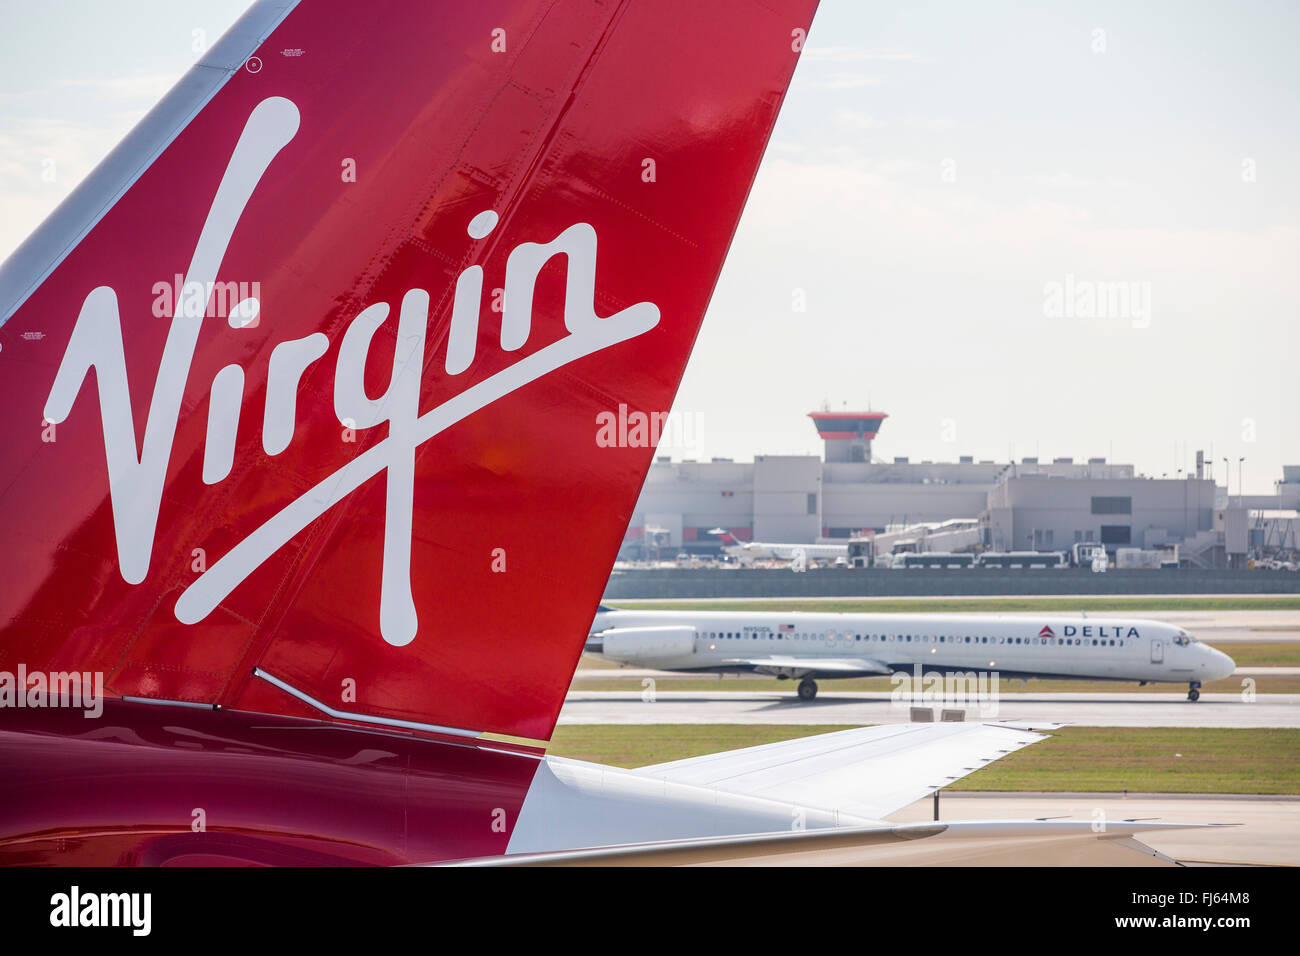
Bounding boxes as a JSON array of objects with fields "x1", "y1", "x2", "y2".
[
  {"x1": 797, "y1": 678, "x2": 818, "y2": 701},
  {"x1": 1187, "y1": 681, "x2": 1201, "y2": 702}
]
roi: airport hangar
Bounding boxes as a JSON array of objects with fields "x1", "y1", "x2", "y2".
[{"x1": 623, "y1": 411, "x2": 1300, "y2": 569}]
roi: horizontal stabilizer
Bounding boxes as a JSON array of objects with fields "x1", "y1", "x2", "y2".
[
  {"x1": 636, "y1": 722, "x2": 1047, "y2": 820},
  {"x1": 445, "y1": 819, "x2": 1215, "y2": 867}
]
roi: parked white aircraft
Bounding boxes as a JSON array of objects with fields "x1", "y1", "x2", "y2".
[
  {"x1": 709, "y1": 528, "x2": 847, "y2": 566},
  {"x1": 587, "y1": 606, "x2": 1236, "y2": 701}
]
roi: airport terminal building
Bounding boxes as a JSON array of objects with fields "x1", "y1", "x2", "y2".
[{"x1": 625, "y1": 411, "x2": 1300, "y2": 569}]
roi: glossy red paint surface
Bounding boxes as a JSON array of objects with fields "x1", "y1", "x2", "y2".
[
  {"x1": 0, "y1": 699, "x2": 541, "y2": 865},
  {"x1": 0, "y1": 0, "x2": 817, "y2": 742}
]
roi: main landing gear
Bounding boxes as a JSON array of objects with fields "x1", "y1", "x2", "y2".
[
  {"x1": 797, "y1": 678, "x2": 818, "y2": 701},
  {"x1": 1187, "y1": 681, "x2": 1201, "y2": 702}
]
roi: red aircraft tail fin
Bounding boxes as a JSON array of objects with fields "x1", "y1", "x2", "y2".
[{"x1": 0, "y1": 0, "x2": 818, "y2": 740}]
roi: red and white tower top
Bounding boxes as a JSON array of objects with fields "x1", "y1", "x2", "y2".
[{"x1": 808, "y1": 411, "x2": 888, "y2": 462}]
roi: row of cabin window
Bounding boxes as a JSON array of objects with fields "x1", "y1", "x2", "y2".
[{"x1": 705, "y1": 632, "x2": 1123, "y2": 647}]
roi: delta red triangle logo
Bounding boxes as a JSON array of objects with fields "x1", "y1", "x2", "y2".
[{"x1": 1038, "y1": 625, "x2": 1055, "y2": 638}]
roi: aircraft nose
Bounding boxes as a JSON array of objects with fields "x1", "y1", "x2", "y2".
[{"x1": 1206, "y1": 647, "x2": 1236, "y2": 682}]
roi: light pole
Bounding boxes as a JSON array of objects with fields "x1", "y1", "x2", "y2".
[
  {"x1": 1239, "y1": 457, "x2": 1246, "y2": 501},
  {"x1": 1222, "y1": 457, "x2": 1230, "y2": 502}
]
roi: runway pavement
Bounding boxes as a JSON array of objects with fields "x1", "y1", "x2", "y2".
[
  {"x1": 558, "y1": 689, "x2": 1300, "y2": 727},
  {"x1": 887, "y1": 791, "x2": 1300, "y2": 866}
]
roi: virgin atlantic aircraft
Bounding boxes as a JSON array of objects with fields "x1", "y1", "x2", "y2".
[{"x1": 0, "y1": 0, "x2": 1205, "y2": 865}]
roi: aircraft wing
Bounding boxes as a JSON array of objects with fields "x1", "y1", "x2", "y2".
[
  {"x1": 635, "y1": 721, "x2": 1049, "y2": 821},
  {"x1": 721, "y1": 656, "x2": 892, "y2": 677}
]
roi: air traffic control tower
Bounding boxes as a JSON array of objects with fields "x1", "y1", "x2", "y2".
[{"x1": 808, "y1": 410, "x2": 888, "y2": 462}]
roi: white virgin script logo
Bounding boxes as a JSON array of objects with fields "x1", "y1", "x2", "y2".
[{"x1": 44, "y1": 96, "x2": 661, "y2": 646}]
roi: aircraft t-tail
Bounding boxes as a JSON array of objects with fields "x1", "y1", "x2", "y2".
[{"x1": 0, "y1": 0, "x2": 1210, "y2": 865}]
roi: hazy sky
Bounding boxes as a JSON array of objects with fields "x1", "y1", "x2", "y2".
[{"x1": 2, "y1": 1, "x2": 1296, "y2": 492}]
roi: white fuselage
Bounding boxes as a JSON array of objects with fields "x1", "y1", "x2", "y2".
[
  {"x1": 725, "y1": 541, "x2": 848, "y2": 564},
  {"x1": 588, "y1": 609, "x2": 1236, "y2": 685}
]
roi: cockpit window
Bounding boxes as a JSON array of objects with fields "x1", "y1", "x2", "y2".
[{"x1": 1173, "y1": 632, "x2": 1196, "y2": 646}]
